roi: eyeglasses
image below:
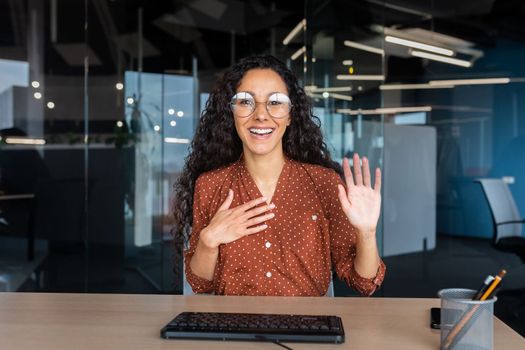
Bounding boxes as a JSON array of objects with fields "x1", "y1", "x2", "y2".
[{"x1": 230, "y1": 92, "x2": 292, "y2": 119}]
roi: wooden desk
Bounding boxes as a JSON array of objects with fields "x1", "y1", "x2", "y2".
[{"x1": 0, "y1": 293, "x2": 523, "y2": 349}]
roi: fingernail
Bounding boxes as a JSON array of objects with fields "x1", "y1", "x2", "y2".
[
  {"x1": 269, "y1": 203, "x2": 276, "y2": 209},
  {"x1": 269, "y1": 213, "x2": 275, "y2": 218}
]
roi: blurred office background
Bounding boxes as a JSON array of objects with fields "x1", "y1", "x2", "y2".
[{"x1": 0, "y1": 0, "x2": 524, "y2": 336}]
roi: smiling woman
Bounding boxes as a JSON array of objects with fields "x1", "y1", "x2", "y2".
[{"x1": 173, "y1": 55, "x2": 385, "y2": 296}]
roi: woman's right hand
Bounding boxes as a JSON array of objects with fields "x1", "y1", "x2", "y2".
[{"x1": 199, "y1": 189, "x2": 275, "y2": 249}]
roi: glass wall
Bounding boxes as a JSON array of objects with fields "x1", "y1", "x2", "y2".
[{"x1": 1, "y1": 2, "x2": 524, "y2": 335}]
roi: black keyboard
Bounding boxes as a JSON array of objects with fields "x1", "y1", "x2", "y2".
[{"x1": 160, "y1": 311, "x2": 345, "y2": 344}]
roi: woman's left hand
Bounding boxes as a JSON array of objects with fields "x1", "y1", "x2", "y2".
[{"x1": 337, "y1": 153, "x2": 382, "y2": 241}]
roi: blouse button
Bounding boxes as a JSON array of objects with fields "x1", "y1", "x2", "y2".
[
  {"x1": 265, "y1": 241, "x2": 271, "y2": 248},
  {"x1": 311, "y1": 214, "x2": 318, "y2": 221},
  {"x1": 266, "y1": 271, "x2": 272, "y2": 278}
]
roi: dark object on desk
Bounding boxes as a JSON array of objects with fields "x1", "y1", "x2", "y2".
[
  {"x1": 430, "y1": 307, "x2": 441, "y2": 329},
  {"x1": 161, "y1": 311, "x2": 345, "y2": 344},
  {"x1": 430, "y1": 307, "x2": 464, "y2": 330}
]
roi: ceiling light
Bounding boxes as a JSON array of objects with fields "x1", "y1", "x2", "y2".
[
  {"x1": 330, "y1": 93, "x2": 353, "y2": 101},
  {"x1": 337, "y1": 106, "x2": 432, "y2": 115},
  {"x1": 33, "y1": 92, "x2": 42, "y2": 99},
  {"x1": 385, "y1": 35, "x2": 454, "y2": 56},
  {"x1": 344, "y1": 40, "x2": 384, "y2": 55},
  {"x1": 342, "y1": 60, "x2": 353, "y2": 66},
  {"x1": 380, "y1": 83, "x2": 454, "y2": 90},
  {"x1": 170, "y1": 120, "x2": 177, "y2": 127},
  {"x1": 31, "y1": 81, "x2": 40, "y2": 88},
  {"x1": 46, "y1": 101, "x2": 55, "y2": 109},
  {"x1": 153, "y1": 125, "x2": 161, "y2": 132},
  {"x1": 168, "y1": 108, "x2": 175, "y2": 115},
  {"x1": 429, "y1": 78, "x2": 511, "y2": 86},
  {"x1": 5, "y1": 137, "x2": 46, "y2": 145},
  {"x1": 322, "y1": 92, "x2": 330, "y2": 98},
  {"x1": 164, "y1": 137, "x2": 190, "y2": 144},
  {"x1": 291, "y1": 46, "x2": 306, "y2": 61},
  {"x1": 283, "y1": 19, "x2": 306, "y2": 45},
  {"x1": 310, "y1": 86, "x2": 352, "y2": 92},
  {"x1": 411, "y1": 50, "x2": 472, "y2": 68},
  {"x1": 115, "y1": 82, "x2": 124, "y2": 90},
  {"x1": 116, "y1": 121, "x2": 124, "y2": 127},
  {"x1": 126, "y1": 97, "x2": 134, "y2": 105},
  {"x1": 336, "y1": 75, "x2": 384, "y2": 81},
  {"x1": 177, "y1": 111, "x2": 184, "y2": 117}
]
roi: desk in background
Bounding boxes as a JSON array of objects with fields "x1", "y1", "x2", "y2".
[
  {"x1": 0, "y1": 293, "x2": 523, "y2": 349},
  {"x1": 0, "y1": 193, "x2": 36, "y2": 261}
]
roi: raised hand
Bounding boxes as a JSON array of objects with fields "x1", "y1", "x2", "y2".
[
  {"x1": 200, "y1": 190, "x2": 275, "y2": 249},
  {"x1": 337, "y1": 153, "x2": 382, "y2": 240}
]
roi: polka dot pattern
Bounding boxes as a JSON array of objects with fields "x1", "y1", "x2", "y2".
[{"x1": 184, "y1": 157, "x2": 386, "y2": 296}]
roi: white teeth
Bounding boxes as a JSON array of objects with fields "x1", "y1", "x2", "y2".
[{"x1": 249, "y1": 128, "x2": 273, "y2": 135}]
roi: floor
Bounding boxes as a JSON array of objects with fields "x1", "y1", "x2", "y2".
[{"x1": 4, "y1": 234, "x2": 525, "y2": 338}]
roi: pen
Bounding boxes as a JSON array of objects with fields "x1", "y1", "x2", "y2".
[
  {"x1": 472, "y1": 275, "x2": 494, "y2": 300},
  {"x1": 444, "y1": 269, "x2": 506, "y2": 350},
  {"x1": 479, "y1": 269, "x2": 506, "y2": 301}
]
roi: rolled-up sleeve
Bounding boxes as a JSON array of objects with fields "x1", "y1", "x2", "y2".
[
  {"x1": 325, "y1": 171, "x2": 386, "y2": 296},
  {"x1": 183, "y1": 176, "x2": 215, "y2": 293}
]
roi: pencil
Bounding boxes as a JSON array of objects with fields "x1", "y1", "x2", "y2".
[
  {"x1": 472, "y1": 275, "x2": 494, "y2": 301},
  {"x1": 479, "y1": 270, "x2": 506, "y2": 300},
  {"x1": 443, "y1": 270, "x2": 506, "y2": 349}
]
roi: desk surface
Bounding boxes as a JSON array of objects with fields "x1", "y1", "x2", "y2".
[{"x1": 0, "y1": 293, "x2": 523, "y2": 349}]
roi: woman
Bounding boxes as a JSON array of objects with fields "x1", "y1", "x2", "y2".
[{"x1": 173, "y1": 55, "x2": 385, "y2": 296}]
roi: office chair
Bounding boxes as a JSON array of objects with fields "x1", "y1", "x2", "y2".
[
  {"x1": 476, "y1": 178, "x2": 525, "y2": 318},
  {"x1": 475, "y1": 179, "x2": 525, "y2": 262}
]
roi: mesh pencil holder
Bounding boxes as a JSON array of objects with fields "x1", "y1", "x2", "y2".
[{"x1": 438, "y1": 288, "x2": 497, "y2": 350}]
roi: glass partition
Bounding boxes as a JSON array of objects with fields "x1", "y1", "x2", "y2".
[{"x1": 1, "y1": 3, "x2": 524, "y2": 338}]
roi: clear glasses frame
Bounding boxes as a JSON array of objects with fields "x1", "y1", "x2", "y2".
[{"x1": 230, "y1": 92, "x2": 292, "y2": 119}]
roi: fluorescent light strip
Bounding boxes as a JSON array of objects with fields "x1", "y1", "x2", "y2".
[
  {"x1": 291, "y1": 46, "x2": 306, "y2": 61},
  {"x1": 343, "y1": 40, "x2": 384, "y2": 55},
  {"x1": 429, "y1": 78, "x2": 511, "y2": 86},
  {"x1": 310, "y1": 86, "x2": 352, "y2": 92},
  {"x1": 342, "y1": 60, "x2": 353, "y2": 66},
  {"x1": 164, "y1": 137, "x2": 190, "y2": 144},
  {"x1": 337, "y1": 74, "x2": 384, "y2": 81},
  {"x1": 380, "y1": 83, "x2": 453, "y2": 90},
  {"x1": 282, "y1": 19, "x2": 306, "y2": 45},
  {"x1": 411, "y1": 50, "x2": 472, "y2": 68},
  {"x1": 304, "y1": 85, "x2": 318, "y2": 91},
  {"x1": 5, "y1": 137, "x2": 46, "y2": 145},
  {"x1": 337, "y1": 106, "x2": 432, "y2": 115},
  {"x1": 329, "y1": 93, "x2": 353, "y2": 101},
  {"x1": 385, "y1": 35, "x2": 454, "y2": 56},
  {"x1": 306, "y1": 92, "x2": 324, "y2": 99}
]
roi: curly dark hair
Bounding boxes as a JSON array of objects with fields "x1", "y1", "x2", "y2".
[{"x1": 173, "y1": 55, "x2": 342, "y2": 241}]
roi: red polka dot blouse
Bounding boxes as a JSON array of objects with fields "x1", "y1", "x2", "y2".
[{"x1": 184, "y1": 157, "x2": 386, "y2": 296}]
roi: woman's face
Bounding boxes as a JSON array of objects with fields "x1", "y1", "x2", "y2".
[{"x1": 232, "y1": 68, "x2": 291, "y2": 158}]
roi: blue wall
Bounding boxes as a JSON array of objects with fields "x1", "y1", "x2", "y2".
[{"x1": 427, "y1": 38, "x2": 525, "y2": 238}]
